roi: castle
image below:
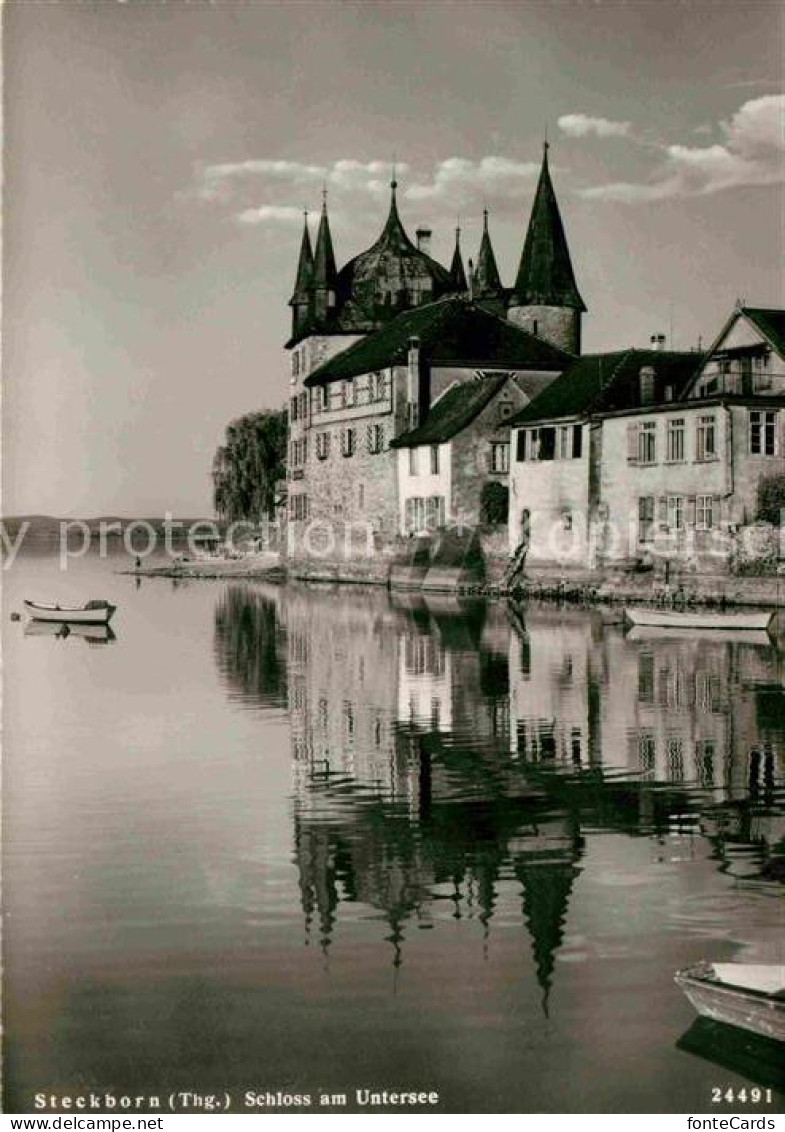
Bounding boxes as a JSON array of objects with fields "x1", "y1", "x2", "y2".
[{"x1": 284, "y1": 144, "x2": 584, "y2": 568}]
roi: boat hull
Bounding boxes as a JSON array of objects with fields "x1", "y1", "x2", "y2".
[
  {"x1": 675, "y1": 966, "x2": 785, "y2": 1043},
  {"x1": 24, "y1": 601, "x2": 116, "y2": 625},
  {"x1": 626, "y1": 607, "x2": 773, "y2": 632}
]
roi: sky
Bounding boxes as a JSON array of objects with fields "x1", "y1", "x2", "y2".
[{"x1": 3, "y1": 0, "x2": 784, "y2": 517}]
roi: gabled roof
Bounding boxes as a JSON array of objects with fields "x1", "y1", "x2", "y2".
[
  {"x1": 739, "y1": 307, "x2": 785, "y2": 358},
  {"x1": 391, "y1": 374, "x2": 509, "y2": 447},
  {"x1": 289, "y1": 213, "x2": 313, "y2": 306},
  {"x1": 508, "y1": 349, "x2": 702, "y2": 426},
  {"x1": 513, "y1": 144, "x2": 586, "y2": 312},
  {"x1": 304, "y1": 297, "x2": 572, "y2": 385}
]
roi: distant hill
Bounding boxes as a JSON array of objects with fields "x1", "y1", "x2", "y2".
[{"x1": 2, "y1": 515, "x2": 225, "y2": 538}]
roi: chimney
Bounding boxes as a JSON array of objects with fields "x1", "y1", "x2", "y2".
[
  {"x1": 416, "y1": 228, "x2": 432, "y2": 255},
  {"x1": 650, "y1": 333, "x2": 666, "y2": 352}
]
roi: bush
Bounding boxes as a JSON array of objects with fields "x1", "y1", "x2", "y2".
[
  {"x1": 756, "y1": 473, "x2": 785, "y2": 526},
  {"x1": 480, "y1": 481, "x2": 509, "y2": 526}
]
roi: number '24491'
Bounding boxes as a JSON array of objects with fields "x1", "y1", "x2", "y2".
[{"x1": 712, "y1": 1087, "x2": 773, "y2": 1104}]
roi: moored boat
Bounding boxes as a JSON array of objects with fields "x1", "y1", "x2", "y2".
[
  {"x1": 625, "y1": 607, "x2": 773, "y2": 632},
  {"x1": 24, "y1": 599, "x2": 116, "y2": 625},
  {"x1": 675, "y1": 962, "x2": 785, "y2": 1042}
]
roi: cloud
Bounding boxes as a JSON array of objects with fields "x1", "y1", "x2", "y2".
[
  {"x1": 405, "y1": 156, "x2": 539, "y2": 203},
  {"x1": 235, "y1": 205, "x2": 309, "y2": 226},
  {"x1": 191, "y1": 154, "x2": 540, "y2": 223},
  {"x1": 580, "y1": 94, "x2": 785, "y2": 202},
  {"x1": 558, "y1": 114, "x2": 632, "y2": 139}
]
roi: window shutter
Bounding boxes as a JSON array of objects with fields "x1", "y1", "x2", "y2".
[
  {"x1": 367, "y1": 424, "x2": 374, "y2": 453},
  {"x1": 405, "y1": 498, "x2": 414, "y2": 532},
  {"x1": 657, "y1": 496, "x2": 668, "y2": 525},
  {"x1": 627, "y1": 423, "x2": 638, "y2": 464}
]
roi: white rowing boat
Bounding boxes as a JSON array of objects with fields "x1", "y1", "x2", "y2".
[
  {"x1": 675, "y1": 963, "x2": 785, "y2": 1042},
  {"x1": 24, "y1": 599, "x2": 116, "y2": 625},
  {"x1": 625, "y1": 607, "x2": 773, "y2": 632}
]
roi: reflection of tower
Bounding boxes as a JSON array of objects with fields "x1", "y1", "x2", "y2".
[
  {"x1": 294, "y1": 820, "x2": 338, "y2": 953},
  {"x1": 509, "y1": 818, "x2": 582, "y2": 1016}
]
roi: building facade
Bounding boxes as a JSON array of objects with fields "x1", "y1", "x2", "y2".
[{"x1": 282, "y1": 148, "x2": 584, "y2": 567}]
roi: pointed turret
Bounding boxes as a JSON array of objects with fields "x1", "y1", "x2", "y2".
[
  {"x1": 289, "y1": 212, "x2": 314, "y2": 338},
  {"x1": 312, "y1": 189, "x2": 338, "y2": 324},
  {"x1": 449, "y1": 227, "x2": 468, "y2": 293},
  {"x1": 508, "y1": 143, "x2": 586, "y2": 354},
  {"x1": 473, "y1": 210, "x2": 503, "y2": 299}
]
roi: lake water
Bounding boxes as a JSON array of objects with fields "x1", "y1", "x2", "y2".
[{"x1": 3, "y1": 546, "x2": 784, "y2": 1114}]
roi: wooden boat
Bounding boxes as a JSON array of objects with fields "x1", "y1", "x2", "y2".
[
  {"x1": 675, "y1": 962, "x2": 785, "y2": 1042},
  {"x1": 625, "y1": 607, "x2": 773, "y2": 632},
  {"x1": 627, "y1": 625, "x2": 774, "y2": 648},
  {"x1": 24, "y1": 599, "x2": 116, "y2": 625}
]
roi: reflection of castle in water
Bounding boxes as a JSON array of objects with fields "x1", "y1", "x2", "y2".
[{"x1": 214, "y1": 586, "x2": 784, "y2": 999}]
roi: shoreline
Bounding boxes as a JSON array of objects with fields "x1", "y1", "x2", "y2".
[{"x1": 123, "y1": 555, "x2": 785, "y2": 610}]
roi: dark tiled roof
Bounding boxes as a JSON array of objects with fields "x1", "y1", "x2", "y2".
[
  {"x1": 312, "y1": 202, "x2": 337, "y2": 291},
  {"x1": 289, "y1": 215, "x2": 313, "y2": 306},
  {"x1": 305, "y1": 298, "x2": 571, "y2": 385},
  {"x1": 508, "y1": 349, "x2": 702, "y2": 425},
  {"x1": 473, "y1": 210, "x2": 503, "y2": 298},
  {"x1": 743, "y1": 308, "x2": 785, "y2": 357},
  {"x1": 449, "y1": 230, "x2": 468, "y2": 292},
  {"x1": 391, "y1": 374, "x2": 509, "y2": 447},
  {"x1": 513, "y1": 145, "x2": 586, "y2": 312}
]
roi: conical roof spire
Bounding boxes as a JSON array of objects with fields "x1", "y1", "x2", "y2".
[
  {"x1": 473, "y1": 209, "x2": 503, "y2": 298},
  {"x1": 289, "y1": 211, "x2": 314, "y2": 306},
  {"x1": 513, "y1": 143, "x2": 585, "y2": 312},
  {"x1": 312, "y1": 188, "x2": 338, "y2": 292},
  {"x1": 449, "y1": 226, "x2": 468, "y2": 292}
]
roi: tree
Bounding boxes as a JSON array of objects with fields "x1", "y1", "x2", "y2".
[
  {"x1": 212, "y1": 409, "x2": 287, "y2": 521},
  {"x1": 756, "y1": 473, "x2": 785, "y2": 526},
  {"x1": 480, "y1": 481, "x2": 509, "y2": 526}
]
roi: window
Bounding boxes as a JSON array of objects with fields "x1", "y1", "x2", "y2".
[
  {"x1": 366, "y1": 423, "x2": 385, "y2": 454},
  {"x1": 290, "y1": 396, "x2": 299, "y2": 422},
  {"x1": 696, "y1": 495, "x2": 715, "y2": 530},
  {"x1": 754, "y1": 352, "x2": 772, "y2": 391},
  {"x1": 316, "y1": 432, "x2": 331, "y2": 460},
  {"x1": 695, "y1": 414, "x2": 716, "y2": 462},
  {"x1": 320, "y1": 385, "x2": 329, "y2": 411},
  {"x1": 290, "y1": 494, "x2": 308, "y2": 521},
  {"x1": 409, "y1": 448, "x2": 418, "y2": 476},
  {"x1": 342, "y1": 380, "x2": 355, "y2": 408},
  {"x1": 629, "y1": 421, "x2": 657, "y2": 464},
  {"x1": 666, "y1": 418, "x2": 685, "y2": 462},
  {"x1": 750, "y1": 410, "x2": 778, "y2": 456},
  {"x1": 491, "y1": 443, "x2": 509, "y2": 473},
  {"x1": 341, "y1": 428, "x2": 356, "y2": 457},
  {"x1": 572, "y1": 424, "x2": 583, "y2": 459},
  {"x1": 639, "y1": 367, "x2": 656, "y2": 405},
  {"x1": 537, "y1": 427, "x2": 556, "y2": 461},
  {"x1": 292, "y1": 352, "x2": 300, "y2": 378},
  {"x1": 425, "y1": 495, "x2": 446, "y2": 529},
  {"x1": 516, "y1": 430, "x2": 527, "y2": 462},
  {"x1": 532, "y1": 319, "x2": 538, "y2": 337},
  {"x1": 430, "y1": 445, "x2": 440, "y2": 475},
  {"x1": 638, "y1": 496, "x2": 655, "y2": 542},
  {"x1": 667, "y1": 495, "x2": 685, "y2": 531},
  {"x1": 558, "y1": 427, "x2": 570, "y2": 460}
]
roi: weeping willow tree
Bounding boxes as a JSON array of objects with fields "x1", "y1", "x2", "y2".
[{"x1": 212, "y1": 409, "x2": 287, "y2": 521}]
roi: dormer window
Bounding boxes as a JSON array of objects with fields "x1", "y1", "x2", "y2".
[{"x1": 639, "y1": 367, "x2": 656, "y2": 405}]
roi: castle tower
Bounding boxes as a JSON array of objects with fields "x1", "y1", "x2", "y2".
[
  {"x1": 289, "y1": 212, "x2": 314, "y2": 340},
  {"x1": 449, "y1": 226, "x2": 468, "y2": 293},
  {"x1": 311, "y1": 190, "x2": 338, "y2": 325},
  {"x1": 508, "y1": 143, "x2": 586, "y2": 354},
  {"x1": 472, "y1": 209, "x2": 504, "y2": 301}
]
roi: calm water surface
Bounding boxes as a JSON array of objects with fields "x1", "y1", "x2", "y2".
[{"x1": 3, "y1": 547, "x2": 784, "y2": 1113}]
